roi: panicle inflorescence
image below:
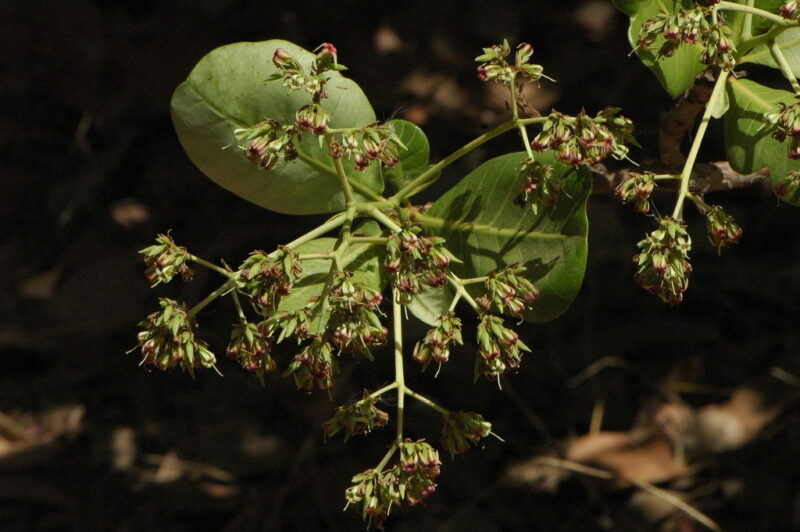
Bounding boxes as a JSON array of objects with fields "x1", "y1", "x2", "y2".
[
  {"x1": 285, "y1": 337, "x2": 338, "y2": 390},
  {"x1": 775, "y1": 170, "x2": 800, "y2": 203},
  {"x1": 530, "y1": 109, "x2": 634, "y2": 167},
  {"x1": 615, "y1": 171, "x2": 657, "y2": 214},
  {"x1": 475, "y1": 40, "x2": 550, "y2": 84},
  {"x1": 515, "y1": 158, "x2": 562, "y2": 208},
  {"x1": 633, "y1": 217, "x2": 692, "y2": 305},
  {"x1": 140, "y1": 234, "x2": 194, "y2": 286},
  {"x1": 237, "y1": 247, "x2": 303, "y2": 315},
  {"x1": 269, "y1": 43, "x2": 346, "y2": 101},
  {"x1": 479, "y1": 264, "x2": 541, "y2": 317},
  {"x1": 440, "y1": 411, "x2": 492, "y2": 457},
  {"x1": 327, "y1": 272, "x2": 388, "y2": 358},
  {"x1": 475, "y1": 314, "x2": 530, "y2": 378},
  {"x1": 763, "y1": 101, "x2": 800, "y2": 160},
  {"x1": 234, "y1": 119, "x2": 299, "y2": 171},
  {"x1": 384, "y1": 222, "x2": 454, "y2": 303},
  {"x1": 136, "y1": 298, "x2": 217, "y2": 375},
  {"x1": 412, "y1": 312, "x2": 463, "y2": 369},
  {"x1": 638, "y1": 7, "x2": 736, "y2": 70},
  {"x1": 226, "y1": 321, "x2": 277, "y2": 382},
  {"x1": 322, "y1": 392, "x2": 389, "y2": 441},
  {"x1": 704, "y1": 205, "x2": 742, "y2": 252}
]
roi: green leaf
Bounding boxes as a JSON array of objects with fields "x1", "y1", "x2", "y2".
[
  {"x1": 743, "y1": 28, "x2": 800, "y2": 74},
  {"x1": 277, "y1": 221, "x2": 388, "y2": 313},
  {"x1": 420, "y1": 152, "x2": 590, "y2": 323},
  {"x1": 613, "y1": 0, "x2": 706, "y2": 99},
  {"x1": 382, "y1": 119, "x2": 431, "y2": 192},
  {"x1": 171, "y1": 40, "x2": 383, "y2": 215},
  {"x1": 407, "y1": 284, "x2": 455, "y2": 326},
  {"x1": 724, "y1": 77, "x2": 800, "y2": 205}
]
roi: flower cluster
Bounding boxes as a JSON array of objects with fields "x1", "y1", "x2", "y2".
[
  {"x1": 345, "y1": 440, "x2": 441, "y2": 524},
  {"x1": 226, "y1": 321, "x2": 276, "y2": 381},
  {"x1": 234, "y1": 119, "x2": 299, "y2": 171},
  {"x1": 530, "y1": 108, "x2": 634, "y2": 166},
  {"x1": 412, "y1": 312, "x2": 463, "y2": 369},
  {"x1": 384, "y1": 223, "x2": 453, "y2": 303},
  {"x1": 140, "y1": 234, "x2": 194, "y2": 286},
  {"x1": 476, "y1": 314, "x2": 530, "y2": 378},
  {"x1": 269, "y1": 43, "x2": 346, "y2": 101},
  {"x1": 479, "y1": 264, "x2": 540, "y2": 317},
  {"x1": 237, "y1": 247, "x2": 303, "y2": 315},
  {"x1": 615, "y1": 171, "x2": 657, "y2": 214},
  {"x1": 440, "y1": 411, "x2": 492, "y2": 457},
  {"x1": 136, "y1": 298, "x2": 217, "y2": 375},
  {"x1": 285, "y1": 337, "x2": 338, "y2": 390},
  {"x1": 633, "y1": 217, "x2": 692, "y2": 305},
  {"x1": 515, "y1": 158, "x2": 562, "y2": 208},
  {"x1": 775, "y1": 170, "x2": 800, "y2": 203},
  {"x1": 763, "y1": 102, "x2": 800, "y2": 159},
  {"x1": 322, "y1": 392, "x2": 389, "y2": 441},
  {"x1": 330, "y1": 124, "x2": 402, "y2": 172},
  {"x1": 326, "y1": 272, "x2": 388, "y2": 358},
  {"x1": 781, "y1": 1, "x2": 800, "y2": 19},
  {"x1": 638, "y1": 7, "x2": 735, "y2": 70},
  {"x1": 475, "y1": 40, "x2": 550, "y2": 84},
  {"x1": 705, "y1": 205, "x2": 742, "y2": 252}
]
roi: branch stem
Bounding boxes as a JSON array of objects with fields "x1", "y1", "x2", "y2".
[
  {"x1": 392, "y1": 292, "x2": 406, "y2": 444},
  {"x1": 769, "y1": 38, "x2": 800, "y2": 94},
  {"x1": 188, "y1": 278, "x2": 237, "y2": 318},
  {"x1": 717, "y1": 1, "x2": 792, "y2": 26},
  {"x1": 404, "y1": 387, "x2": 450, "y2": 415},
  {"x1": 188, "y1": 255, "x2": 233, "y2": 278}
]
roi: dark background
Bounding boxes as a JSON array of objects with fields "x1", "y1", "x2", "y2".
[{"x1": 1, "y1": 0, "x2": 799, "y2": 530}]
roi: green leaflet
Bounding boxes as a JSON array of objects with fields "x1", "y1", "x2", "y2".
[
  {"x1": 725, "y1": 77, "x2": 800, "y2": 205},
  {"x1": 171, "y1": 40, "x2": 383, "y2": 215},
  {"x1": 420, "y1": 152, "x2": 590, "y2": 323},
  {"x1": 382, "y1": 119, "x2": 431, "y2": 192},
  {"x1": 613, "y1": 0, "x2": 705, "y2": 99},
  {"x1": 277, "y1": 221, "x2": 388, "y2": 313},
  {"x1": 406, "y1": 283, "x2": 456, "y2": 326}
]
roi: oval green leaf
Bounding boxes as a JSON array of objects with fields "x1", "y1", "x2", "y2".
[
  {"x1": 277, "y1": 221, "x2": 388, "y2": 313},
  {"x1": 406, "y1": 284, "x2": 455, "y2": 326},
  {"x1": 725, "y1": 77, "x2": 800, "y2": 205},
  {"x1": 171, "y1": 40, "x2": 383, "y2": 215},
  {"x1": 613, "y1": 0, "x2": 706, "y2": 99},
  {"x1": 382, "y1": 119, "x2": 431, "y2": 192},
  {"x1": 418, "y1": 152, "x2": 591, "y2": 323}
]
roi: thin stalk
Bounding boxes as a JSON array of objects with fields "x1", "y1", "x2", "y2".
[
  {"x1": 391, "y1": 117, "x2": 548, "y2": 202},
  {"x1": 364, "y1": 205, "x2": 403, "y2": 233},
  {"x1": 510, "y1": 79, "x2": 536, "y2": 159},
  {"x1": 374, "y1": 442, "x2": 399, "y2": 473},
  {"x1": 188, "y1": 278, "x2": 237, "y2": 318},
  {"x1": 738, "y1": 23, "x2": 795, "y2": 57},
  {"x1": 327, "y1": 133, "x2": 357, "y2": 206},
  {"x1": 741, "y1": 0, "x2": 755, "y2": 40},
  {"x1": 769, "y1": 38, "x2": 800, "y2": 94},
  {"x1": 297, "y1": 253, "x2": 335, "y2": 261},
  {"x1": 404, "y1": 387, "x2": 450, "y2": 416},
  {"x1": 189, "y1": 255, "x2": 234, "y2": 278},
  {"x1": 446, "y1": 274, "x2": 482, "y2": 313},
  {"x1": 230, "y1": 289, "x2": 247, "y2": 323},
  {"x1": 688, "y1": 192, "x2": 713, "y2": 212},
  {"x1": 267, "y1": 213, "x2": 346, "y2": 259},
  {"x1": 295, "y1": 148, "x2": 385, "y2": 202},
  {"x1": 717, "y1": 1, "x2": 792, "y2": 26},
  {"x1": 672, "y1": 70, "x2": 730, "y2": 220},
  {"x1": 349, "y1": 236, "x2": 390, "y2": 244},
  {"x1": 392, "y1": 292, "x2": 406, "y2": 444},
  {"x1": 369, "y1": 382, "x2": 398, "y2": 400}
]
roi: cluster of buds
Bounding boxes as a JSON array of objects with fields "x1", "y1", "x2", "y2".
[
  {"x1": 329, "y1": 124, "x2": 402, "y2": 172},
  {"x1": 615, "y1": 171, "x2": 657, "y2": 214},
  {"x1": 326, "y1": 272, "x2": 387, "y2": 358},
  {"x1": 440, "y1": 411, "x2": 493, "y2": 457},
  {"x1": 136, "y1": 298, "x2": 217, "y2": 374},
  {"x1": 475, "y1": 314, "x2": 530, "y2": 378},
  {"x1": 140, "y1": 234, "x2": 194, "y2": 286},
  {"x1": 225, "y1": 321, "x2": 276, "y2": 381},
  {"x1": 345, "y1": 440, "x2": 441, "y2": 524},
  {"x1": 286, "y1": 337, "x2": 338, "y2": 390},
  {"x1": 638, "y1": 7, "x2": 736, "y2": 70},
  {"x1": 322, "y1": 392, "x2": 389, "y2": 441},
  {"x1": 763, "y1": 102, "x2": 800, "y2": 159},
  {"x1": 479, "y1": 264, "x2": 540, "y2": 317},
  {"x1": 412, "y1": 312, "x2": 463, "y2": 369},
  {"x1": 704, "y1": 205, "x2": 742, "y2": 251},
  {"x1": 781, "y1": 1, "x2": 800, "y2": 19},
  {"x1": 237, "y1": 247, "x2": 302, "y2": 315},
  {"x1": 384, "y1": 223, "x2": 454, "y2": 303},
  {"x1": 475, "y1": 40, "x2": 550, "y2": 84},
  {"x1": 269, "y1": 43, "x2": 346, "y2": 101},
  {"x1": 234, "y1": 119, "x2": 299, "y2": 171},
  {"x1": 530, "y1": 108, "x2": 634, "y2": 166},
  {"x1": 515, "y1": 158, "x2": 562, "y2": 208},
  {"x1": 633, "y1": 217, "x2": 692, "y2": 305},
  {"x1": 775, "y1": 171, "x2": 800, "y2": 202},
  {"x1": 295, "y1": 103, "x2": 330, "y2": 135}
]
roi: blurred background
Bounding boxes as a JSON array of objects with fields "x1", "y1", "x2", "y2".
[{"x1": 1, "y1": 0, "x2": 799, "y2": 530}]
